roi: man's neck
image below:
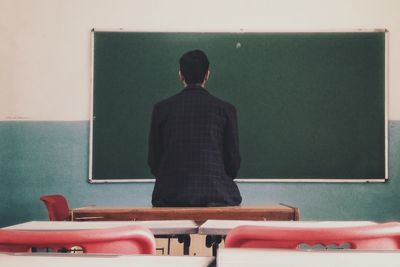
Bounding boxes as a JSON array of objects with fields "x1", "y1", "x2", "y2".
[{"x1": 183, "y1": 82, "x2": 206, "y2": 88}]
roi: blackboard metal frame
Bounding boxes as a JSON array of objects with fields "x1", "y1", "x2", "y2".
[{"x1": 88, "y1": 28, "x2": 389, "y2": 184}]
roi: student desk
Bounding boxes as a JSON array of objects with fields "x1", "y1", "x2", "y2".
[
  {"x1": 0, "y1": 253, "x2": 214, "y2": 267},
  {"x1": 3, "y1": 220, "x2": 198, "y2": 255},
  {"x1": 217, "y1": 248, "x2": 400, "y2": 267},
  {"x1": 199, "y1": 220, "x2": 375, "y2": 255},
  {"x1": 3, "y1": 220, "x2": 198, "y2": 235},
  {"x1": 199, "y1": 220, "x2": 376, "y2": 235}
]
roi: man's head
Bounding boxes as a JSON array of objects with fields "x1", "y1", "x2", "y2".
[{"x1": 179, "y1": 49, "x2": 210, "y2": 85}]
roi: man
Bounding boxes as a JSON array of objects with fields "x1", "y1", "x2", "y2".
[{"x1": 148, "y1": 49, "x2": 242, "y2": 207}]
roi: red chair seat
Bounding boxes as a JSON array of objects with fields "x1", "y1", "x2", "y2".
[
  {"x1": 0, "y1": 225, "x2": 156, "y2": 255},
  {"x1": 225, "y1": 222, "x2": 400, "y2": 250}
]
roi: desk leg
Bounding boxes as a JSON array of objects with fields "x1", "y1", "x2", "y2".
[
  {"x1": 206, "y1": 235, "x2": 222, "y2": 256},
  {"x1": 167, "y1": 237, "x2": 171, "y2": 255},
  {"x1": 177, "y1": 234, "x2": 191, "y2": 255}
]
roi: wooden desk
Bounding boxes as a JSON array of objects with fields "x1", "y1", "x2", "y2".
[
  {"x1": 3, "y1": 220, "x2": 198, "y2": 235},
  {"x1": 199, "y1": 220, "x2": 376, "y2": 235},
  {"x1": 217, "y1": 248, "x2": 400, "y2": 267},
  {"x1": 0, "y1": 253, "x2": 214, "y2": 267},
  {"x1": 71, "y1": 204, "x2": 299, "y2": 223}
]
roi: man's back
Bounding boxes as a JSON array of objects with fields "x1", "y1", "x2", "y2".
[{"x1": 148, "y1": 84, "x2": 242, "y2": 207}]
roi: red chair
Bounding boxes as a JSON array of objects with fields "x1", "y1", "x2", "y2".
[
  {"x1": 0, "y1": 225, "x2": 156, "y2": 255},
  {"x1": 40, "y1": 194, "x2": 71, "y2": 221},
  {"x1": 224, "y1": 222, "x2": 400, "y2": 250}
]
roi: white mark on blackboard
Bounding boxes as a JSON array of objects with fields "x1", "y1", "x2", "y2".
[{"x1": 236, "y1": 42, "x2": 241, "y2": 49}]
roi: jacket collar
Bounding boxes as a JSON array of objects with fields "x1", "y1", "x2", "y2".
[{"x1": 182, "y1": 84, "x2": 209, "y2": 93}]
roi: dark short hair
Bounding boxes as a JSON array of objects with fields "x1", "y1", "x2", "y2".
[{"x1": 179, "y1": 50, "x2": 209, "y2": 84}]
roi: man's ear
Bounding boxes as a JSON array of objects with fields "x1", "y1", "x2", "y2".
[
  {"x1": 179, "y1": 71, "x2": 185, "y2": 81},
  {"x1": 204, "y1": 70, "x2": 210, "y2": 82}
]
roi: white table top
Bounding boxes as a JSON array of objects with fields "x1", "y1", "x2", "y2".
[
  {"x1": 217, "y1": 248, "x2": 400, "y2": 267},
  {"x1": 0, "y1": 253, "x2": 213, "y2": 267},
  {"x1": 4, "y1": 220, "x2": 378, "y2": 236},
  {"x1": 3, "y1": 220, "x2": 199, "y2": 235},
  {"x1": 199, "y1": 220, "x2": 376, "y2": 235}
]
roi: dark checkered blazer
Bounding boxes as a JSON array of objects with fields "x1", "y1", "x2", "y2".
[{"x1": 148, "y1": 84, "x2": 242, "y2": 207}]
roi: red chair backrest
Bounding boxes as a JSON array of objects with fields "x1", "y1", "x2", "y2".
[
  {"x1": 40, "y1": 194, "x2": 70, "y2": 221},
  {"x1": 225, "y1": 222, "x2": 400, "y2": 250},
  {"x1": 0, "y1": 225, "x2": 156, "y2": 255}
]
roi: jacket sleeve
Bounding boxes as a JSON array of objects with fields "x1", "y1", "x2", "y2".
[
  {"x1": 147, "y1": 104, "x2": 163, "y2": 177},
  {"x1": 223, "y1": 105, "x2": 241, "y2": 179}
]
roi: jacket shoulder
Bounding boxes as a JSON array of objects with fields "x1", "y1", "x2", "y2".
[
  {"x1": 209, "y1": 94, "x2": 237, "y2": 113},
  {"x1": 153, "y1": 90, "x2": 237, "y2": 112},
  {"x1": 152, "y1": 93, "x2": 180, "y2": 109},
  {"x1": 206, "y1": 93, "x2": 236, "y2": 109}
]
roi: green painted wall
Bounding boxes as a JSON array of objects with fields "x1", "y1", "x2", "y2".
[{"x1": 0, "y1": 121, "x2": 399, "y2": 227}]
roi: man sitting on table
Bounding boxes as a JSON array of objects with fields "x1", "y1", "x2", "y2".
[{"x1": 148, "y1": 49, "x2": 242, "y2": 207}]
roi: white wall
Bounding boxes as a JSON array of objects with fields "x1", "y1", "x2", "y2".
[{"x1": 1, "y1": 0, "x2": 399, "y2": 120}]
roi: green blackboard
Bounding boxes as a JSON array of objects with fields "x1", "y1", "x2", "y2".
[{"x1": 90, "y1": 31, "x2": 386, "y2": 182}]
